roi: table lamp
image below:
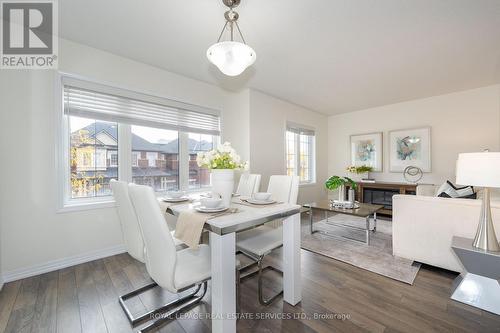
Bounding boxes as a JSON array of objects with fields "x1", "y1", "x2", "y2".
[{"x1": 456, "y1": 152, "x2": 500, "y2": 252}]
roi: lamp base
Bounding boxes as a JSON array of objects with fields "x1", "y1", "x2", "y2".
[{"x1": 472, "y1": 188, "x2": 500, "y2": 252}]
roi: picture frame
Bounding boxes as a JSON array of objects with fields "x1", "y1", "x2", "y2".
[
  {"x1": 389, "y1": 127, "x2": 431, "y2": 172},
  {"x1": 350, "y1": 132, "x2": 383, "y2": 172}
]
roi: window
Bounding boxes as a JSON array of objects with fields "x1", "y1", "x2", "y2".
[
  {"x1": 286, "y1": 123, "x2": 316, "y2": 184},
  {"x1": 131, "y1": 125, "x2": 180, "y2": 191},
  {"x1": 60, "y1": 76, "x2": 221, "y2": 208},
  {"x1": 188, "y1": 133, "x2": 216, "y2": 189},
  {"x1": 69, "y1": 116, "x2": 118, "y2": 199}
]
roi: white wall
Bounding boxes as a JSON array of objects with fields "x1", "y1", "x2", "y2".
[
  {"x1": 0, "y1": 39, "x2": 326, "y2": 280},
  {"x1": 328, "y1": 85, "x2": 500, "y2": 186},
  {"x1": 0, "y1": 39, "x2": 241, "y2": 278},
  {"x1": 249, "y1": 90, "x2": 329, "y2": 204}
]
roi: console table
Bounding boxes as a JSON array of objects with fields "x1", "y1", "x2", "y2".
[
  {"x1": 451, "y1": 236, "x2": 500, "y2": 315},
  {"x1": 347, "y1": 182, "x2": 419, "y2": 216}
]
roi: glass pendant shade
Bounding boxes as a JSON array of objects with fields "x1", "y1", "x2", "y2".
[{"x1": 207, "y1": 41, "x2": 256, "y2": 76}]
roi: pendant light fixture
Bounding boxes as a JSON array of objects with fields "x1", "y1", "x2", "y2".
[{"x1": 207, "y1": 0, "x2": 256, "y2": 76}]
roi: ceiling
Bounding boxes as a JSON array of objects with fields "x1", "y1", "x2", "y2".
[{"x1": 59, "y1": 0, "x2": 500, "y2": 115}]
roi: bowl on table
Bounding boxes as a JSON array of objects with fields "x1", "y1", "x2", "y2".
[
  {"x1": 252, "y1": 192, "x2": 272, "y2": 201},
  {"x1": 166, "y1": 191, "x2": 185, "y2": 199},
  {"x1": 200, "y1": 197, "x2": 223, "y2": 209}
]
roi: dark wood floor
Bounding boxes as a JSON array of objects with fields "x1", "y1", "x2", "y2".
[{"x1": 1, "y1": 216, "x2": 499, "y2": 333}]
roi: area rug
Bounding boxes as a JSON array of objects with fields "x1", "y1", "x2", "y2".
[{"x1": 301, "y1": 214, "x2": 420, "y2": 284}]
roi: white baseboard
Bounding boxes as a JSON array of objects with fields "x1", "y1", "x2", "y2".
[{"x1": 1, "y1": 244, "x2": 126, "y2": 283}]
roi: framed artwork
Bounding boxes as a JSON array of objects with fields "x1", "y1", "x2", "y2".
[
  {"x1": 350, "y1": 132, "x2": 383, "y2": 172},
  {"x1": 389, "y1": 127, "x2": 431, "y2": 172}
]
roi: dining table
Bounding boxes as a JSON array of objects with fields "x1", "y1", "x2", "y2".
[{"x1": 166, "y1": 197, "x2": 302, "y2": 333}]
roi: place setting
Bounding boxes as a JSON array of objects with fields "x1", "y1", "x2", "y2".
[
  {"x1": 236, "y1": 192, "x2": 281, "y2": 207},
  {"x1": 160, "y1": 190, "x2": 190, "y2": 203}
]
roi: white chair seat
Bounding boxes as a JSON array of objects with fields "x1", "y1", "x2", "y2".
[
  {"x1": 174, "y1": 244, "x2": 241, "y2": 290},
  {"x1": 236, "y1": 226, "x2": 283, "y2": 257},
  {"x1": 175, "y1": 244, "x2": 211, "y2": 290}
]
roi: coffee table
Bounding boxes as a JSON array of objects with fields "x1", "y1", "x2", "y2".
[{"x1": 303, "y1": 200, "x2": 384, "y2": 245}]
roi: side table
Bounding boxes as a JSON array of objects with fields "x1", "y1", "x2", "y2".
[{"x1": 451, "y1": 236, "x2": 500, "y2": 315}]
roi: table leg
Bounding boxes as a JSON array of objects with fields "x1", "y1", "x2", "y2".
[
  {"x1": 365, "y1": 216, "x2": 370, "y2": 245},
  {"x1": 210, "y1": 232, "x2": 236, "y2": 333},
  {"x1": 309, "y1": 207, "x2": 314, "y2": 234},
  {"x1": 283, "y1": 212, "x2": 302, "y2": 305}
]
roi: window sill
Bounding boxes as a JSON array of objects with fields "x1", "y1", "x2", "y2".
[
  {"x1": 299, "y1": 182, "x2": 317, "y2": 188},
  {"x1": 57, "y1": 199, "x2": 116, "y2": 213}
]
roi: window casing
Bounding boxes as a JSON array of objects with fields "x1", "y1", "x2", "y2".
[
  {"x1": 59, "y1": 76, "x2": 221, "y2": 209},
  {"x1": 286, "y1": 123, "x2": 316, "y2": 184}
]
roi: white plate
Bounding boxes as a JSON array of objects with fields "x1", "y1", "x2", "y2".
[
  {"x1": 162, "y1": 197, "x2": 189, "y2": 203},
  {"x1": 195, "y1": 206, "x2": 228, "y2": 213},
  {"x1": 245, "y1": 198, "x2": 277, "y2": 205}
]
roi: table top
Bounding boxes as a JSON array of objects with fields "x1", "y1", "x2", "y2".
[
  {"x1": 167, "y1": 198, "x2": 301, "y2": 235},
  {"x1": 303, "y1": 200, "x2": 383, "y2": 217}
]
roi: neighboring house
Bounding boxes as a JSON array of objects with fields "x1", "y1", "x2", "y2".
[{"x1": 70, "y1": 122, "x2": 212, "y2": 197}]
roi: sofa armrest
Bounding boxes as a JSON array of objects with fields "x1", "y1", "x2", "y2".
[{"x1": 392, "y1": 195, "x2": 500, "y2": 272}]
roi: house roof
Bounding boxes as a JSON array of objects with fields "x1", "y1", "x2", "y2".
[{"x1": 76, "y1": 122, "x2": 213, "y2": 153}]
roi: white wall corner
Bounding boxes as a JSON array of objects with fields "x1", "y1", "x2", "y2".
[
  {"x1": 0, "y1": 244, "x2": 126, "y2": 284},
  {"x1": 0, "y1": 276, "x2": 4, "y2": 291}
]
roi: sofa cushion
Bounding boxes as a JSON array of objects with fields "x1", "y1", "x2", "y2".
[{"x1": 436, "y1": 180, "x2": 476, "y2": 199}]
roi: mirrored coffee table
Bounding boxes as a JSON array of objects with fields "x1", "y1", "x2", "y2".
[{"x1": 303, "y1": 200, "x2": 384, "y2": 245}]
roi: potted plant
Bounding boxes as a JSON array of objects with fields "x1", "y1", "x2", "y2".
[
  {"x1": 346, "y1": 165, "x2": 375, "y2": 182},
  {"x1": 325, "y1": 175, "x2": 357, "y2": 202},
  {"x1": 197, "y1": 142, "x2": 248, "y2": 207}
]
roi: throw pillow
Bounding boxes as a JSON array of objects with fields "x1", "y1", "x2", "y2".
[{"x1": 436, "y1": 180, "x2": 476, "y2": 199}]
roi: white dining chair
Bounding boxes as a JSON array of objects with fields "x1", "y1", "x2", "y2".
[
  {"x1": 236, "y1": 175, "x2": 300, "y2": 305},
  {"x1": 126, "y1": 184, "x2": 240, "y2": 332},
  {"x1": 236, "y1": 173, "x2": 261, "y2": 197},
  {"x1": 110, "y1": 180, "x2": 185, "y2": 328}
]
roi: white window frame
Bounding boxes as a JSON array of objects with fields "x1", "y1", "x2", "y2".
[
  {"x1": 285, "y1": 123, "x2": 316, "y2": 186},
  {"x1": 55, "y1": 73, "x2": 222, "y2": 212}
]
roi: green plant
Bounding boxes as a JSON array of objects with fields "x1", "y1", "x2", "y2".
[
  {"x1": 346, "y1": 165, "x2": 373, "y2": 174},
  {"x1": 325, "y1": 175, "x2": 357, "y2": 191}
]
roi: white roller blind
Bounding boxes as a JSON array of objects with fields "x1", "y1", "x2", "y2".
[{"x1": 63, "y1": 84, "x2": 220, "y2": 136}]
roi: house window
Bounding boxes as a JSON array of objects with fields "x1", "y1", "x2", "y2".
[
  {"x1": 286, "y1": 123, "x2": 316, "y2": 184},
  {"x1": 60, "y1": 77, "x2": 221, "y2": 208},
  {"x1": 69, "y1": 116, "x2": 118, "y2": 199},
  {"x1": 131, "y1": 152, "x2": 139, "y2": 167},
  {"x1": 109, "y1": 151, "x2": 118, "y2": 167}
]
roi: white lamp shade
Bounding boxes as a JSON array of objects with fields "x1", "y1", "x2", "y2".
[
  {"x1": 456, "y1": 152, "x2": 500, "y2": 187},
  {"x1": 207, "y1": 41, "x2": 256, "y2": 76}
]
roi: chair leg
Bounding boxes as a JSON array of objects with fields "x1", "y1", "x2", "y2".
[
  {"x1": 138, "y1": 281, "x2": 208, "y2": 333},
  {"x1": 257, "y1": 257, "x2": 283, "y2": 306},
  {"x1": 119, "y1": 282, "x2": 204, "y2": 327}
]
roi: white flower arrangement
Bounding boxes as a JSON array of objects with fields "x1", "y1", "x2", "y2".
[{"x1": 196, "y1": 142, "x2": 248, "y2": 170}]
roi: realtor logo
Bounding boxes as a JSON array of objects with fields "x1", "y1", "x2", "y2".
[{"x1": 1, "y1": 0, "x2": 58, "y2": 69}]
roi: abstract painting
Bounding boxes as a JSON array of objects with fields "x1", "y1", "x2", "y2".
[
  {"x1": 350, "y1": 132, "x2": 383, "y2": 171},
  {"x1": 389, "y1": 127, "x2": 431, "y2": 172}
]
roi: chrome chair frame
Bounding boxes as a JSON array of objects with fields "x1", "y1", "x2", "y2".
[{"x1": 238, "y1": 246, "x2": 284, "y2": 306}]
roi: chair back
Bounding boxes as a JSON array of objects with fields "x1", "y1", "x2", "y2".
[
  {"x1": 128, "y1": 184, "x2": 177, "y2": 292},
  {"x1": 110, "y1": 180, "x2": 145, "y2": 263},
  {"x1": 267, "y1": 175, "x2": 300, "y2": 204},
  {"x1": 236, "y1": 173, "x2": 261, "y2": 196}
]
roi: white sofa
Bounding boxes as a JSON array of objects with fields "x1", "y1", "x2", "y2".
[{"x1": 392, "y1": 187, "x2": 500, "y2": 272}]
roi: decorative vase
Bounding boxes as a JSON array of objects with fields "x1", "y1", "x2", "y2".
[
  {"x1": 338, "y1": 185, "x2": 346, "y2": 201},
  {"x1": 211, "y1": 169, "x2": 234, "y2": 208}
]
